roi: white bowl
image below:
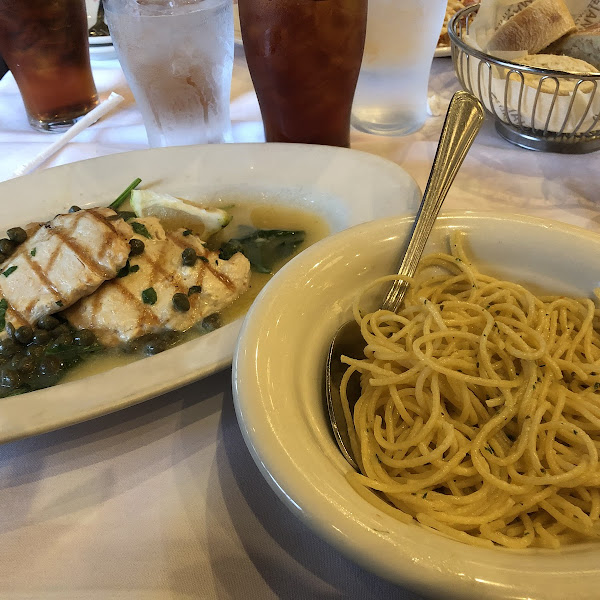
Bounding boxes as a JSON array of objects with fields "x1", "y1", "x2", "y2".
[{"x1": 232, "y1": 212, "x2": 600, "y2": 600}]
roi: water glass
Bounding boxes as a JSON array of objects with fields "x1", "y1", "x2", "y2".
[
  {"x1": 239, "y1": 0, "x2": 367, "y2": 148},
  {"x1": 352, "y1": 0, "x2": 446, "y2": 136},
  {"x1": 0, "y1": 0, "x2": 99, "y2": 132},
  {"x1": 104, "y1": 0, "x2": 234, "y2": 147}
]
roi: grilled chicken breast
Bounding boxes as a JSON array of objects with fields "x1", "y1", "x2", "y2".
[
  {"x1": 65, "y1": 221, "x2": 251, "y2": 345},
  {"x1": 0, "y1": 208, "x2": 132, "y2": 328}
]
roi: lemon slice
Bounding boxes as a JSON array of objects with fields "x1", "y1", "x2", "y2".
[{"x1": 130, "y1": 190, "x2": 232, "y2": 238}]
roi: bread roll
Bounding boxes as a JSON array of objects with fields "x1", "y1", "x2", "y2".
[
  {"x1": 487, "y1": 0, "x2": 576, "y2": 54},
  {"x1": 544, "y1": 24, "x2": 600, "y2": 71},
  {"x1": 514, "y1": 54, "x2": 596, "y2": 94},
  {"x1": 439, "y1": 0, "x2": 479, "y2": 47}
]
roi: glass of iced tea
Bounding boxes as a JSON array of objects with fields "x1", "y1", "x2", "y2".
[
  {"x1": 238, "y1": 0, "x2": 367, "y2": 148},
  {"x1": 0, "y1": 0, "x2": 99, "y2": 132}
]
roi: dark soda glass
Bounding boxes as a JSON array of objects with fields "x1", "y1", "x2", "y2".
[
  {"x1": 239, "y1": 0, "x2": 367, "y2": 148},
  {"x1": 0, "y1": 0, "x2": 98, "y2": 132}
]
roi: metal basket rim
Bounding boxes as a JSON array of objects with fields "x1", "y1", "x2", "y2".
[{"x1": 448, "y1": 4, "x2": 600, "y2": 79}]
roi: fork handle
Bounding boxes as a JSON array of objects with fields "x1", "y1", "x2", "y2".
[{"x1": 381, "y1": 91, "x2": 484, "y2": 313}]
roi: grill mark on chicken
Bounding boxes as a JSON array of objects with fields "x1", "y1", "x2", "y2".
[
  {"x1": 45, "y1": 242, "x2": 62, "y2": 274},
  {"x1": 87, "y1": 208, "x2": 128, "y2": 238},
  {"x1": 6, "y1": 304, "x2": 28, "y2": 327},
  {"x1": 90, "y1": 284, "x2": 102, "y2": 331},
  {"x1": 51, "y1": 228, "x2": 111, "y2": 279},
  {"x1": 154, "y1": 235, "x2": 193, "y2": 294},
  {"x1": 23, "y1": 253, "x2": 63, "y2": 303},
  {"x1": 97, "y1": 235, "x2": 114, "y2": 265},
  {"x1": 68, "y1": 209, "x2": 127, "y2": 273},
  {"x1": 112, "y1": 279, "x2": 161, "y2": 328},
  {"x1": 207, "y1": 264, "x2": 235, "y2": 292},
  {"x1": 166, "y1": 233, "x2": 235, "y2": 292}
]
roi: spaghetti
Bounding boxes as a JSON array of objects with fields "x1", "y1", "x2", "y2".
[{"x1": 341, "y1": 231, "x2": 600, "y2": 548}]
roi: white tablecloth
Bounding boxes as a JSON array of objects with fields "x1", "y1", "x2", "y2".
[{"x1": 0, "y1": 48, "x2": 599, "y2": 600}]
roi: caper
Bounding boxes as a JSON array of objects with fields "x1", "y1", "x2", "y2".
[
  {"x1": 9, "y1": 353, "x2": 23, "y2": 370},
  {"x1": 38, "y1": 356, "x2": 62, "y2": 376},
  {"x1": 26, "y1": 345, "x2": 45, "y2": 359},
  {"x1": 181, "y1": 247, "x2": 197, "y2": 267},
  {"x1": 129, "y1": 238, "x2": 145, "y2": 256},
  {"x1": 172, "y1": 293, "x2": 190, "y2": 312},
  {"x1": 37, "y1": 315, "x2": 60, "y2": 331},
  {"x1": 52, "y1": 323, "x2": 71, "y2": 338},
  {"x1": 17, "y1": 356, "x2": 35, "y2": 374},
  {"x1": 0, "y1": 238, "x2": 15, "y2": 256},
  {"x1": 0, "y1": 338, "x2": 18, "y2": 357},
  {"x1": 55, "y1": 332, "x2": 73, "y2": 346},
  {"x1": 31, "y1": 329, "x2": 51, "y2": 346},
  {"x1": 69, "y1": 205, "x2": 81, "y2": 213},
  {"x1": 6, "y1": 227, "x2": 27, "y2": 244},
  {"x1": 73, "y1": 330, "x2": 96, "y2": 346},
  {"x1": 0, "y1": 368, "x2": 22, "y2": 390},
  {"x1": 122, "y1": 338, "x2": 141, "y2": 354},
  {"x1": 14, "y1": 325, "x2": 33, "y2": 345},
  {"x1": 143, "y1": 339, "x2": 167, "y2": 356},
  {"x1": 5, "y1": 322, "x2": 15, "y2": 340}
]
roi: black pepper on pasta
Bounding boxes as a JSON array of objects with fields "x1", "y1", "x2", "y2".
[{"x1": 342, "y1": 230, "x2": 600, "y2": 549}]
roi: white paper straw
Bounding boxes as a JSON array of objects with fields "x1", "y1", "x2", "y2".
[{"x1": 14, "y1": 92, "x2": 125, "y2": 177}]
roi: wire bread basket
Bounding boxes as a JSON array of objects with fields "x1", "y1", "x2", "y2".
[{"x1": 448, "y1": 4, "x2": 600, "y2": 153}]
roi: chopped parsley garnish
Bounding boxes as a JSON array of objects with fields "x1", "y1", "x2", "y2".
[
  {"x1": 117, "y1": 211, "x2": 137, "y2": 222},
  {"x1": 55, "y1": 300, "x2": 63, "y2": 307},
  {"x1": 109, "y1": 178, "x2": 142, "y2": 210},
  {"x1": 117, "y1": 261, "x2": 140, "y2": 278},
  {"x1": 198, "y1": 255, "x2": 209, "y2": 263},
  {"x1": 30, "y1": 248, "x2": 37, "y2": 257},
  {"x1": 188, "y1": 286, "x2": 202, "y2": 296},
  {"x1": 0, "y1": 298, "x2": 7, "y2": 330},
  {"x1": 183, "y1": 229, "x2": 192, "y2": 236},
  {"x1": 2, "y1": 266, "x2": 17, "y2": 278},
  {"x1": 142, "y1": 287, "x2": 157, "y2": 305},
  {"x1": 131, "y1": 222, "x2": 152, "y2": 239}
]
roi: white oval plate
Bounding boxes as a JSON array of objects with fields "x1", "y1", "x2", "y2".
[
  {"x1": 233, "y1": 212, "x2": 600, "y2": 600},
  {"x1": 0, "y1": 143, "x2": 420, "y2": 442}
]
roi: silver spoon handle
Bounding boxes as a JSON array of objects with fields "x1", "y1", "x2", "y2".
[{"x1": 381, "y1": 91, "x2": 484, "y2": 313}]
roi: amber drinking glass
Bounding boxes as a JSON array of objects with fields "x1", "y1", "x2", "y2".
[
  {"x1": 0, "y1": 0, "x2": 98, "y2": 132},
  {"x1": 238, "y1": 0, "x2": 367, "y2": 148}
]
